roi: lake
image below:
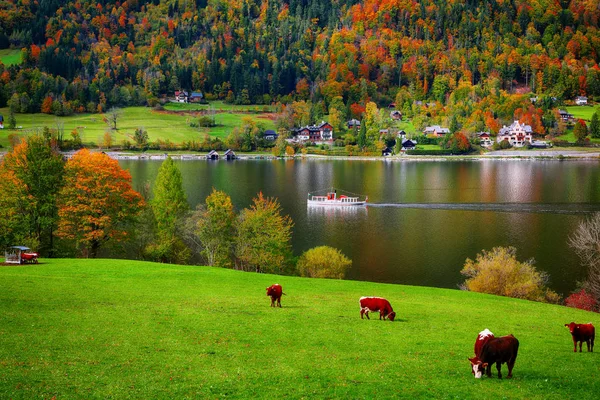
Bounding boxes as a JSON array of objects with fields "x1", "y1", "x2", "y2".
[{"x1": 120, "y1": 158, "x2": 600, "y2": 295}]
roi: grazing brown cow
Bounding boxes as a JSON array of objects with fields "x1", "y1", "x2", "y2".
[
  {"x1": 359, "y1": 297, "x2": 396, "y2": 321},
  {"x1": 468, "y1": 334, "x2": 519, "y2": 379},
  {"x1": 565, "y1": 322, "x2": 595, "y2": 352},
  {"x1": 266, "y1": 284, "x2": 284, "y2": 307}
]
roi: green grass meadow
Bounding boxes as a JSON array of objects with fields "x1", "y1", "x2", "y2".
[
  {"x1": 0, "y1": 49, "x2": 22, "y2": 66},
  {"x1": 566, "y1": 105, "x2": 600, "y2": 121},
  {"x1": 0, "y1": 106, "x2": 275, "y2": 148},
  {"x1": 1, "y1": 259, "x2": 598, "y2": 398}
]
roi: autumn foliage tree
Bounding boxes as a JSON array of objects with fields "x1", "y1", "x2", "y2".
[
  {"x1": 0, "y1": 135, "x2": 64, "y2": 254},
  {"x1": 297, "y1": 246, "x2": 352, "y2": 279},
  {"x1": 460, "y1": 247, "x2": 560, "y2": 303},
  {"x1": 235, "y1": 192, "x2": 293, "y2": 274},
  {"x1": 57, "y1": 149, "x2": 144, "y2": 257},
  {"x1": 196, "y1": 189, "x2": 236, "y2": 268}
]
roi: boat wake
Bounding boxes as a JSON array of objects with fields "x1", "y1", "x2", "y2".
[{"x1": 367, "y1": 202, "x2": 600, "y2": 215}]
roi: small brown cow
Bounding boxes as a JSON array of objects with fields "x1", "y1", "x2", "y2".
[
  {"x1": 266, "y1": 284, "x2": 284, "y2": 307},
  {"x1": 359, "y1": 297, "x2": 396, "y2": 321},
  {"x1": 565, "y1": 322, "x2": 595, "y2": 352}
]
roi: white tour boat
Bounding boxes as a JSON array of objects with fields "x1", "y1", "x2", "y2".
[{"x1": 307, "y1": 189, "x2": 368, "y2": 206}]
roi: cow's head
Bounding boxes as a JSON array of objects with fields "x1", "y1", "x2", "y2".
[
  {"x1": 387, "y1": 311, "x2": 396, "y2": 321},
  {"x1": 565, "y1": 322, "x2": 577, "y2": 333},
  {"x1": 468, "y1": 357, "x2": 488, "y2": 379},
  {"x1": 266, "y1": 286, "x2": 273, "y2": 296}
]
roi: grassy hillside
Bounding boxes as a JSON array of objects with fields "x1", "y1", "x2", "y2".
[
  {"x1": 0, "y1": 259, "x2": 598, "y2": 398},
  {"x1": 0, "y1": 106, "x2": 275, "y2": 148},
  {"x1": 0, "y1": 49, "x2": 21, "y2": 66}
]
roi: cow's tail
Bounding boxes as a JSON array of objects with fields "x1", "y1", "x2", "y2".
[{"x1": 282, "y1": 292, "x2": 287, "y2": 296}]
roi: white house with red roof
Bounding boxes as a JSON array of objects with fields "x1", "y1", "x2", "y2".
[
  {"x1": 496, "y1": 121, "x2": 533, "y2": 147},
  {"x1": 294, "y1": 121, "x2": 333, "y2": 143}
]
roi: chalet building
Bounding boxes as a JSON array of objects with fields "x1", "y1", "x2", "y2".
[
  {"x1": 575, "y1": 96, "x2": 588, "y2": 105},
  {"x1": 174, "y1": 90, "x2": 203, "y2": 103},
  {"x1": 224, "y1": 149, "x2": 236, "y2": 160},
  {"x1": 382, "y1": 147, "x2": 394, "y2": 156},
  {"x1": 423, "y1": 125, "x2": 450, "y2": 137},
  {"x1": 401, "y1": 138, "x2": 417, "y2": 150},
  {"x1": 496, "y1": 121, "x2": 533, "y2": 147},
  {"x1": 397, "y1": 130, "x2": 407, "y2": 139},
  {"x1": 476, "y1": 132, "x2": 493, "y2": 147},
  {"x1": 175, "y1": 90, "x2": 188, "y2": 103},
  {"x1": 558, "y1": 109, "x2": 574, "y2": 122},
  {"x1": 295, "y1": 121, "x2": 333, "y2": 143},
  {"x1": 347, "y1": 119, "x2": 361, "y2": 129},
  {"x1": 263, "y1": 130, "x2": 278, "y2": 141},
  {"x1": 390, "y1": 110, "x2": 402, "y2": 120},
  {"x1": 206, "y1": 150, "x2": 219, "y2": 160}
]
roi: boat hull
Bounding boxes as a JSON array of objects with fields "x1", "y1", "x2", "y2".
[{"x1": 307, "y1": 200, "x2": 366, "y2": 206}]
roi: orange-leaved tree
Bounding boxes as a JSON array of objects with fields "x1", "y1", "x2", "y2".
[{"x1": 57, "y1": 149, "x2": 144, "y2": 257}]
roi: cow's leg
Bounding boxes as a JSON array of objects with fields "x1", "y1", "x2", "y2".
[
  {"x1": 507, "y1": 358, "x2": 515, "y2": 378},
  {"x1": 365, "y1": 310, "x2": 370, "y2": 320},
  {"x1": 270, "y1": 297, "x2": 275, "y2": 307},
  {"x1": 579, "y1": 341, "x2": 583, "y2": 352},
  {"x1": 591, "y1": 337, "x2": 594, "y2": 352},
  {"x1": 485, "y1": 364, "x2": 492, "y2": 378},
  {"x1": 573, "y1": 338, "x2": 578, "y2": 352},
  {"x1": 496, "y1": 361, "x2": 502, "y2": 379},
  {"x1": 277, "y1": 297, "x2": 281, "y2": 308}
]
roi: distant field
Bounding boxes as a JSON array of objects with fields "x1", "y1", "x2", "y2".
[
  {"x1": 0, "y1": 49, "x2": 22, "y2": 66},
  {"x1": 165, "y1": 101, "x2": 276, "y2": 113},
  {"x1": 566, "y1": 105, "x2": 599, "y2": 121},
  {"x1": 0, "y1": 106, "x2": 275, "y2": 147},
  {"x1": 0, "y1": 259, "x2": 598, "y2": 398}
]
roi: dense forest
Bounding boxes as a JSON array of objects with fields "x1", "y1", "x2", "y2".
[{"x1": 0, "y1": 0, "x2": 599, "y2": 120}]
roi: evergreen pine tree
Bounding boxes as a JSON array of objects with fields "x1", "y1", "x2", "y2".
[{"x1": 357, "y1": 120, "x2": 367, "y2": 150}]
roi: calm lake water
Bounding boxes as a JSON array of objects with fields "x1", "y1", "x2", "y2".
[{"x1": 120, "y1": 158, "x2": 600, "y2": 295}]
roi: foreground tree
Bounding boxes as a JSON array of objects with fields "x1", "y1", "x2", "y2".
[
  {"x1": 297, "y1": 246, "x2": 352, "y2": 279},
  {"x1": 0, "y1": 135, "x2": 64, "y2": 254},
  {"x1": 196, "y1": 189, "x2": 235, "y2": 267},
  {"x1": 57, "y1": 149, "x2": 144, "y2": 257},
  {"x1": 569, "y1": 212, "x2": 600, "y2": 304},
  {"x1": 573, "y1": 119, "x2": 588, "y2": 142},
  {"x1": 235, "y1": 192, "x2": 293, "y2": 273},
  {"x1": 460, "y1": 246, "x2": 559, "y2": 303},
  {"x1": 146, "y1": 157, "x2": 189, "y2": 263},
  {"x1": 590, "y1": 111, "x2": 600, "y2": 139}
]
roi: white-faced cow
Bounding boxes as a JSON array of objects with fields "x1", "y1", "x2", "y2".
[
  {"x1": 359, "y1": 297, "x2": 396, "y2": 321},
  {"x1": 565, "y1": 322, "x2": 595, "y2": 352},
  {"x1": 468, "y1": 333, "x2": 519, "y2": 379},
  {"x1": 266, "y1": 284, "x2": 284, "y2": 307}
]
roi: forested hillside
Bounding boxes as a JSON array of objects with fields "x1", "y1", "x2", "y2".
[{"x1": 0, "y1": 0, "x2": 599, "y2": 114}]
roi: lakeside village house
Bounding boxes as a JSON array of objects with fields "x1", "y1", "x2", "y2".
[
  {"x1": 174, "y1": 90, "x2": 203, "y2": 103},
  {"x1": 496, "y1": 121, "x2": 533, "y2": 147},
  {"x1": 292, "y1": 121, "x2": 333, "y2": 143}
]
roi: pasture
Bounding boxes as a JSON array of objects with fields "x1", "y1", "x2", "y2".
[
  {"x1": 0, "y1": 259, "x2": 598, "y2": 398},
  {"x1": 0, "y1": 106, "x2": 275, "y2": 148},
  {"x1": 0, "y1": 49, "x2": 22, "y2": 66},
  {"x1": 566, "y1": 105, "x2": 600, "y2": 121}
]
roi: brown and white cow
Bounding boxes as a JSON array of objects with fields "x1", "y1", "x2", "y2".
[
  {"x1": 468, "y1": 329, "x2": 495, "y2": 378},
  {"x1": 565, "y1": 322, "x2": 595, "y2": 353},
  {"x1": 266, "y1": 284, "x2": 284, "y2": 307},
  {"x1": 359, "y1": 297, "x2": 396, "y2": 321},
  {"x1": 468, "y1": 334, "x2": 519, "y2": 379}
]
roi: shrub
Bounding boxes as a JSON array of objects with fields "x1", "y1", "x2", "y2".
[
  {"x1": 297, "y1": 246, "x2": 352, "y2": 279},
  {"x1": 460, "y1": 246, "x2": 560, "y2": 303},
  {"x1": 565, "y1": 289, "x2": 598, "y2": 312}
]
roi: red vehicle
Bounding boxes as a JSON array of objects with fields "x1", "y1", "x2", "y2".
[
  {"x1": 21, "y1": 252, "x2": 39, "y2": 264},
  {"x1": 5, "y1": 246, "x2": 39, "y2": 264}
]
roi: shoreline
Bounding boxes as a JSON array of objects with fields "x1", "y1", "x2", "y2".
[
  {"x1": 103, "y1": 150, "x2": 600, "y2": 161},
  {"x1": 2, "y1": 150, "x2": 599, "y2": 161}
]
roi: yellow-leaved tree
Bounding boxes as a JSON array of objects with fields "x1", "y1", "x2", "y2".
[{"x1": 460, "y1": 246, "x2": 560, "y2": 303}]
